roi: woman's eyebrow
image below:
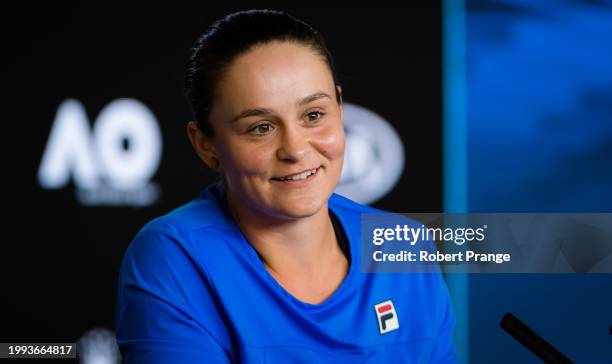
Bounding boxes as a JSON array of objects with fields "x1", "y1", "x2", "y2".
[
  {"x1": 229, "y1": 93, "x2": 331, "y2": 123},
  {"x1": 298, "y1": 92, "x2": 331, "y2": 106},
  {"x1": 229, "y1": 108, "x2": 274, "y2": 123}
]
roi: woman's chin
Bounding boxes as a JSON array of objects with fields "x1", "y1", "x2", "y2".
[{"x1": 270, "y1": 196, "x2": 327, "y2": 220}]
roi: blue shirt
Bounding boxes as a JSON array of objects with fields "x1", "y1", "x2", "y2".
[{"x1": 115, "y1": 184, "x2": 457, "y2": 363}]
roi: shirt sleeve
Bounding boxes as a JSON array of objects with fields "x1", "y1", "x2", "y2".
[
  {"x1": 115, "y1": 224, "x2": 233, "y2": 363},
  {"x1": 430, "y1": 272, "x2": 458, "y2": 364}
]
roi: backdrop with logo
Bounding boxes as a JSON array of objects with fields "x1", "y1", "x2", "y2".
[{"x1": 6, "y1": 2, "x2": 443, "y2": 358}]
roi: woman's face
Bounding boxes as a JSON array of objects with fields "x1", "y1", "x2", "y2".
[{"x1": 206, "y1": 41, "x2": 345, "y2": 221}]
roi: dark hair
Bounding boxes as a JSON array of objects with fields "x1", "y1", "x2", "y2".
[{"x1": 184, "y1": 9, "x2": 342, "y2": 137}]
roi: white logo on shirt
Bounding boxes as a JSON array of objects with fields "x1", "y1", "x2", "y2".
[{"x1": 374, "y1": 300, "x2": 400, "y2": 334}]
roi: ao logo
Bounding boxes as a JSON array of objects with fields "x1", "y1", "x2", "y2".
[
  {"x1": 37, "y1": 98, "x2": 162, "y2": 207},
  {"x1": 337, "y1": 103, "x2": 405, "y2": 204}
]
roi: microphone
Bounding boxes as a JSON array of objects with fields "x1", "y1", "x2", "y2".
[{"x1": 500, "y1": 312, "x2": 573, "y2": 364}]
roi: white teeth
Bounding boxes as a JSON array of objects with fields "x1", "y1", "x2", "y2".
[{"x1": 279, "y1": 168, "x2": 318, "y2": 181}]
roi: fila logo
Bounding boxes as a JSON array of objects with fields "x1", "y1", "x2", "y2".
[{"x1": 374, "y1": 300, "x2": 399, "y2": 334}]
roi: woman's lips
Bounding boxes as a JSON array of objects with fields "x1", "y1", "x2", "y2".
[{"x1": 271, "y1": 167, "x2": 321, "y2": 182}]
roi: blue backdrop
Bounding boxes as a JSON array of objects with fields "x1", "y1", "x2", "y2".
[{"x1": 445, "y1": 0, "x2": 612, "y2": 362}]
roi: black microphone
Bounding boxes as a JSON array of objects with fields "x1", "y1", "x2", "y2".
[{"x1": 500, "y1": 312, "x2": 573, "y2": 364}]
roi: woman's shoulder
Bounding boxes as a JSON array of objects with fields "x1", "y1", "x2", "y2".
[
  {"x1": 140, "y1": 184, "x2": 230, "y2": 238},
  {"x1": 329, "y1": 193, "x2": 430, "y2": 238},
  {"x1": 329, "y1": 192, "x2": 387, "y2": 216},
  {"x1": 116, "y1": 186, "x2": 235, "y2": 359},
  {"x1": 118, "y1": 185, "x2": 235, "y2": 292},
  {"x1": 121, "y1": 185, "x2": 233, "y2": 271},
  {"x1": 328, "y1": 193, "x2": 387, "y2": 227}
]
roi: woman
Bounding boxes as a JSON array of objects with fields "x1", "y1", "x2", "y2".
[{"x1": 115, "y1": 9, "x2": 456, "y2": 363}]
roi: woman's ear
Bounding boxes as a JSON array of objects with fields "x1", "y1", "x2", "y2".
[{"x1": 186, "y1": 121, "x2": 220, "y2": 171}]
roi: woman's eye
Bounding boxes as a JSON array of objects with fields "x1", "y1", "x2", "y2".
[
  {"x1": 249, "y1": 123, "x2": 273, "y2": 135},
  {"x1": 306, "y1": 111, "x2": 324, "y2": 123}
]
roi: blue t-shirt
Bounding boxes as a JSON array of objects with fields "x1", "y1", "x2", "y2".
[{"x1": 115, "y1": 184, "x2": 457, "y2": 363}]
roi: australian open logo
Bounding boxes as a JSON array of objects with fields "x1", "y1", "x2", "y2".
[
  {"x1": 337, "y1": 103, "x2": 405, "y2": 205},
  {"x1": 37, "y1": 98, "x2": 162, "y2": 207}
]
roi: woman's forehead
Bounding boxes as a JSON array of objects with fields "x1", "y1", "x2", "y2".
[{"x1": 214, "y1": 41, "x2": 336, "y2": 113}]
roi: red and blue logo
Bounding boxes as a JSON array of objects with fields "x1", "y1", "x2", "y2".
[{"x1": 374, "y1": 300, "x2": 399, "y2": 334}]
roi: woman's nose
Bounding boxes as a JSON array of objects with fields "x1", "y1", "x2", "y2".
[{"x1": 276, "y1": 124, "x2": 310, "y2": 162}]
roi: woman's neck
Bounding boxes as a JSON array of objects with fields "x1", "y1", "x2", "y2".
[{"x1": 225, "y1": 190, "x2": 348, "y2": 303}]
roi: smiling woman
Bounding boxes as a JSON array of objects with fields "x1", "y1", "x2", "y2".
[
  {"x1": 192, "y1": 39, "x2": 345, "y2": 223},
  {"x1": 115, "y1": 9, "x2": 456, "y2": 364}
]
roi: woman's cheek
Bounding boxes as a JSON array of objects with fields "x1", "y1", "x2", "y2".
[
  {"x1": 313, "y1": 123, "x2": 345, "y2": 160},
  {"x1": 226, "y1": 140, "x2": 274, "y2": 175}
]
